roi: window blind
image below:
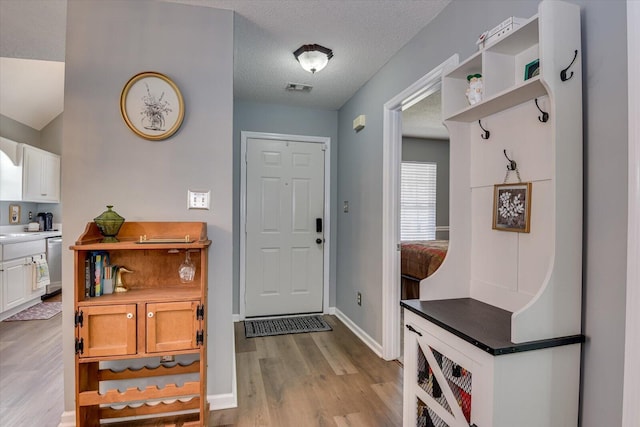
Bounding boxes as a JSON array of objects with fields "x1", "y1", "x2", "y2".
[{"x1": 401, "y1": 162, "x2": 437, "y2": 241}]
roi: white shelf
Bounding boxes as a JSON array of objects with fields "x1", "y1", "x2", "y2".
[
  {"x1": 445, "y1": 76, "x2": 546, "y2": 122},
  {"x1": 442, "y1": 15, "x2": 543, "y2": 122}
]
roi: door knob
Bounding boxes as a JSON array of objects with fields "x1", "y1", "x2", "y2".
[{"x1": 316, "y1": 238, "x2": 322, "y2": 244}]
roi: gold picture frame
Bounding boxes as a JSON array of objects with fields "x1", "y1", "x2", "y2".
[
  {"x1": 492, "y1": 182, "x2": 532, "y2": 233},
  {"x1": 120, "y1": 71, "x2": 184, "y2": 141},
  {"x1": 9, "y1": 204, "x2": 20, "y2": 224}
]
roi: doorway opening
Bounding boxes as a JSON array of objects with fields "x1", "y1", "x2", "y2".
[
  {"x1": 240, "y1": 131, "x2": 331, "y2": 320},
  {"x1": 381, "y1": 55, "x2": 458, "y2": 360}
]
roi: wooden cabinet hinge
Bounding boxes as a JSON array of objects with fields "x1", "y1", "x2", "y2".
[
  {"x1": 196, "y1": 330, "x2": 204, "y2": 346},
  {"x1": 74, "y1": 310, "x2": 83, "y2": 327},
  {"x1": 75, "y1": 338, "x2": 84, "y2": 355},
  {"x1": 196, "y1": 304, "x2": 205, "y2": 320}
]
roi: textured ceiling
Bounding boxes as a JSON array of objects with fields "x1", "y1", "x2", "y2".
[
  {"x1": 169, "y1": 0, "x2": 450, "y2": 110},
  {"x1": 402, "y1": 90, "x2": 448, "y2": 141},
  {"x1": 0, "y1": 0, "x2": 451, "y2": 137}
]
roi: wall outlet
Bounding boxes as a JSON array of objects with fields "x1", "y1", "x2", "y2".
[
  {"x1": 357, "y1": 292, "x2": 362, "y2": 306},
  {"x1": 188, "y1": 190, "x2": 210, "y2": 210}
]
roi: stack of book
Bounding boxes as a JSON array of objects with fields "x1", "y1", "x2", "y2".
[{"x1": 85, "y1": 252, "x2": 114, "y2": 297}]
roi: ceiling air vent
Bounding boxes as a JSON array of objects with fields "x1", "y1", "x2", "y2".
[{"x1": 285, "y1": 82, "x2": 313, "y2": 92}]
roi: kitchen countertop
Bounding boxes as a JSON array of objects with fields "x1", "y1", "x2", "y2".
[{"x1": 0, "y1": 227, "x2": 62, "y2": 244}]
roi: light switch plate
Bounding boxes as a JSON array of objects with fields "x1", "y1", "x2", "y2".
[{"x1": 188, "y1": 190, "x2": 210, "y2": 210}]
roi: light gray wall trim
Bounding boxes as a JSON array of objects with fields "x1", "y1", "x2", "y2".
[{"x1": 62, "y1": 0, "x2": 234, "y2": 412}]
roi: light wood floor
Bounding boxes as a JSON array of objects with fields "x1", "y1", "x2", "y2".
[
  {"x1": 0, "y1": 301, "x2": 403, "y2": 427},
  {"x1": 210, "y1": 316, "x2": 403, "y2": 427},
  {"x1": 0, "y1": 295, "x2": 64, "y2": 427}
]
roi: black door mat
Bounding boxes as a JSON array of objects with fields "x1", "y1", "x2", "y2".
[{"x1": 244, "y1": 315, "x2": 332, "y2": 338}]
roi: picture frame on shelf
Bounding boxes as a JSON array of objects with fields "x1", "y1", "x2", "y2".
[
  {"x1": 524, "y1": 59, "x2": 540, "y2": 80},
  {"x1": 120, "y1": 71, "x2": 184, "y2": 141},
  {"x1": 492, "y1": 182, "x2": 532, "y2": 233},
  {"x1": 9, "y1": 204, "x2": 20, "y2": 224}
]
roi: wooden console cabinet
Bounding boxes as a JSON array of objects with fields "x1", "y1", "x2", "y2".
[
  {"x1": 71, "y1": 222, "x2": 211, "y2": 426},
  {"x1": 403, "y1": 1, "x2": 584, "y2": 426}
]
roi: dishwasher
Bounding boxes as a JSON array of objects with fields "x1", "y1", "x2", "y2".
[{"x1": 43, "y1": 236, "x2": 62, "y2": 298}]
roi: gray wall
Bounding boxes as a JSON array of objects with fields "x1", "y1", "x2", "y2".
[
  {"x1": 62, "y1": 0, "x2": 234, "y2": 413},
  {"x1": 233, "y1": 100, "x2": 339, "y2": 312},
  {"x1": 336, "y1": 1, "x2": 628, "y2": 425},
  {"x1": 402, "y1": 136, "x2": 450, "y2": 229},
  {"x1": 0, "y1": 114, "x2": 41, "y2": 146},
  {"x1": 40, "y1": 112, "x2": 63, "y2": 155}
]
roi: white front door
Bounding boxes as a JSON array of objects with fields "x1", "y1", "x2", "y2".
[{"x1": 245, "y1": 138, "x2": 325, "y2": 317}]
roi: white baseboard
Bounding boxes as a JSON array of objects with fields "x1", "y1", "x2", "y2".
[
  {"x1": 232, "y1": 313, "x2": 240, "y2": 322},
  {"x1": 208, "y1": 392, "x2": 237, "y2": 410},
  {"x1": 333, "y1": 308, "x2": 383, "y2": 357},
  {"x1": 58, "y1": 410, "x2": 76, "y2": 427},
  {"x1": 327, "y1": 306, "x2": 336, "y2": 315}
]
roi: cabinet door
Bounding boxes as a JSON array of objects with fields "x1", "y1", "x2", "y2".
[
  {"x1": 146, "y1": 301, "x2": 199, "y2": 353},
  {"x1": 404, "y1": 318, "x2": 474, "y2": 427},
  {"x1": 2, "y1": 258, "x2": 29, "y2": 310},
  {"x1": 22, "y1": 145, "x2": 60, "y2": 202},
  {"x1": 22, "y1": 145, "x2": 42, "y2": 201},
  {"x1": 40, "y1": 151, "x2": 60, "y2": 202},
  {"x1": 78, "y1": 304, "x2": 137, "y2": 358}
]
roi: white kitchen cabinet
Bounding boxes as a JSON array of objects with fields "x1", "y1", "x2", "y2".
[
  {"x1": 0, "y1": 239, "x2": 47, "y2": 320},
  {"x1": 0, "y1": 137, "x2": 23, "y2": 201},
  {"x1": 22, "y1": 144, "x2": 61, "y2": 203},
  {"x1": 1, "y1": 258, "x2": 31, "y2": 311}
]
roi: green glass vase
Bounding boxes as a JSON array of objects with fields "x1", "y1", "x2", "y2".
[{"x1": 94, "y1": 205, "x2": 125, "y2": 243}]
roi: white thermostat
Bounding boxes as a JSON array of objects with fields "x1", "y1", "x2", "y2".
[{"x1": 188, "y1": 190, "x2": 210, "y2": 210}]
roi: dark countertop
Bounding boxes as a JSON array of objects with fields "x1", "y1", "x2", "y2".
[{"x1": 401, "y1": 298, "x2": 584, "y2": 356}]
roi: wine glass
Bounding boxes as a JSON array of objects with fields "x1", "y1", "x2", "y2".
[{"x1": 178, "y1": 251, "x2": 195, "y2": 283}]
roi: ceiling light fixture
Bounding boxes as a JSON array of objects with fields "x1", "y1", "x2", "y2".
[{"x1": 293, "y1": 44, "x2": 333, "y2": 74}]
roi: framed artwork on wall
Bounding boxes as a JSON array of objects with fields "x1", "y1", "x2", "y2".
[
  {"x1": 492, "y1": 182, "x2": 532, "y2": 233},
  {"x1": 120, "y1": 71, "x2": 184, "y2": 141},
  {"x1": 9, "y1": 204, "x2": 20, "y2": 224}
]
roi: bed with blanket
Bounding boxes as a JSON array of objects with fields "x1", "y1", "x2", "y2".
[{"x1": 401, "y1": 240, "x2": 449, "y2": 299}]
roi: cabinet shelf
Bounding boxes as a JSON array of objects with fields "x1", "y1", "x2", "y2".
[
  {"x1": 442, "y1": 14, "x2": 543, "y2": 122},
  {"x1": 78, "y1": 287, "x2": 201, "y2": 306},
  {"x1": 78, "y1": 381, "x2": 201, "y2": 406},
  {"x1": 444, "y1": 76, "x2": 546, "y2": 122},
  {"x1": 99, "y1": 398, "x2": 201, "y2": 422},
  {"x1": 98, "y1": 361, "x2": 200, "y2": 381}
]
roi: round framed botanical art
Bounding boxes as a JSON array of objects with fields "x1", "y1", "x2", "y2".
[{"x1": 120, "y1": 71, "x2": 184, "y2": 140}]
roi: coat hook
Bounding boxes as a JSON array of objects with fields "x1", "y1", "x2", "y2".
[
  {"x1": 535, "y1": 98, "x2": 549, "y2": 122},
  {"x1": 478, "y1": 120, "x2": 490, "y2": 140},
  {"x1": 504, "y1": 150, "x2": 517, "y2": 171},
  {"x1": 560, "y1": 49, "x2": 578, "y2": 82}
]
